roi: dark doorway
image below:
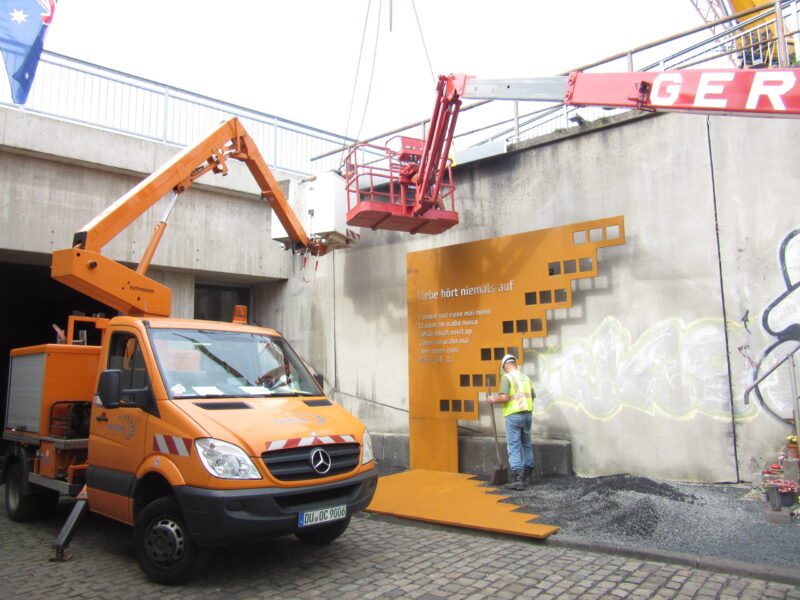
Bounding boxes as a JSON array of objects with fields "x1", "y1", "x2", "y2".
[{"x1": 194, "y1": 283, "x2": 250, "y2": 323}]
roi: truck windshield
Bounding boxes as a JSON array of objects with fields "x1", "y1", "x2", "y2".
[{"x1": 150, "y1": 329, "x2": 322, "y2": 399}]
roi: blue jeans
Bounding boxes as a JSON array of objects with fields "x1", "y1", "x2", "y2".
[{"x1": 505, "y1": 411, "x2": 533, "y2": 472}]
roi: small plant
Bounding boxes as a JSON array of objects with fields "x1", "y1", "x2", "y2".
[
  {"x1": 769, "y1": 479, "x2": 800, "y2": 494},
  {"x1": 787, "y1": 435, "x2": 798, "y2": 445}
]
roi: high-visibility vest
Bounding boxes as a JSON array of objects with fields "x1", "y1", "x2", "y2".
[{"x1": 502, "y1": 369, "x2": 534, "y2": 417}]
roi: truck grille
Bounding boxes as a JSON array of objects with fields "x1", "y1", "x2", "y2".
[{"x1": 262, "y1": 443, "x2": 360, "y2": 481}]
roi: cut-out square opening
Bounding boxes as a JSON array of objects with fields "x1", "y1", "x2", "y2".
[
  {"x1": 502, "y1": 321, "x2": 514, "y2": 333},
  {"x1": 463, "y1": 400, "x2": 474, "y2": 413},
  {"x1": 493, "y1": 347, "x2": 505, "y2": 360},
  {"x1": 555, "y1": 288, "x2": 568, "y2": 302},
  {"x1": 531, "y1": 319, "x2": 543, "y2": 332},
  {"x1": 573, "y1": 230, "x2": 587, "y2": 244},
  {"x1": 539, "y1": 290, "x2": 552, "y2": 304},
  {"x1": 606, "y1": 224, "x2": 620, "y2": 240},
  {"x1": 486, "y1": 374, "x2": 497, "y2": 387},
  {"x1": 480, "y1": 348, "x2": 492, "y2": 361},
  {"x1": 460, "y1": 374, "x2": 470, "y2": 387},
  {"x1": 516, "y1": 319, "x2": 528, "y2": 333},
  {"x1": 548, "y1": 262, "x2": 561, "y2": 276},
  {"x1": 525, "y1": 291, "x2": 537, "y2": 305},
  {"x1": 564, "y1": 259, "x2": 577, "y2": 274},
  {"x1": 589, "y1": 228, "x2": 603, "y2": 242},
  {"x1": 452, "y1": 400, "x2": 462, "y2": 412},
  {"x1": 440, "y1": 399, "x2": 450, "y2": 412},
  {"x1": 472, "y1": 374, "x2": 484, "y2": 387},
  {"x1": 579, "y1": 257, "x2": 594, "y2": 272}
]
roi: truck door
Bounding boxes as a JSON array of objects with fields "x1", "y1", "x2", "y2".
[{"x1": 87, "y1": 330, "x2": 152, "y2": 524}]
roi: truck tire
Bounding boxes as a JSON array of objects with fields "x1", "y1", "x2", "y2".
[
  {"x1": 134, "y1": 496, "x2": 211, "y2": 585},
  {"x1": 295, "y1": 515, "x2": 350, "y2": 545},
  {"x1": 4, "y1": 461, "x2": 38, "y2": 522}
]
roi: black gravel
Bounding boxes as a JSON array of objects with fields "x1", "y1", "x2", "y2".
[{"x1": 492, "y1": 473, "x2": 800, "y2": 571}]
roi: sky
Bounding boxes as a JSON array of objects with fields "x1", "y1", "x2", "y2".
[{"x1": 42, "y1": 1, "x2": 706, "y2": 141}]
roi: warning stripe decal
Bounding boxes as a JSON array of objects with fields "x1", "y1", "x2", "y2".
[
  {"x1": 153, "y1": 434, "x2": 193, "y2": 457},
  {"x1": 265, "y1": 434, "x2": 356, "y2": 452}
]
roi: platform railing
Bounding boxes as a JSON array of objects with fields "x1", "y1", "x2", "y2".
[{"x1": 0, "y1": 52, "x2": 354, "y2": 176}]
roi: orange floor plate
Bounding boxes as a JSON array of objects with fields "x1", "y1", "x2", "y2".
[{"x1": 365, "y1": 469, "x2": 559, "y2": 539}]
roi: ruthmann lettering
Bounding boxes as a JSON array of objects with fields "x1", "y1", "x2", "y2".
[{"x1": 129, "y1": 285, "x2": 155, "y2": 294}]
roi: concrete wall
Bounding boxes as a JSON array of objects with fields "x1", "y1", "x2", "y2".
[
  {"x1": 261, "y1": 111, "x2": 800, "y2": 484},
  {"x1": 3, "y1": 105, "x2": 798, "y2": 484},
  {"x1": 0, "y1": 106, "x2": 293, "y2": 313}
]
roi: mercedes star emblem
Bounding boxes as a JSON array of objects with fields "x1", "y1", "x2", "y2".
[{"x1": 310, "y1": 447, "x2": 332, "y2": 475}]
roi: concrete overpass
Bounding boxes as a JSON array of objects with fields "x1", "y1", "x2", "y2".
[{"x1": 2, "y1": 101, "x2": 799, "y2": 484}]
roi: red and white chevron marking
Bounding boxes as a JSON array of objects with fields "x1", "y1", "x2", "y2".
[
  {"x1": 153, "y1": 434, "x2": 193, "y2": 457},
  {"x1": 265, "y1": 434, "x2": 356, "y2": 452}
]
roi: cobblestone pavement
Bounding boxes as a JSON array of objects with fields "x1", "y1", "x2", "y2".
[{"x1": 2, "y1": 492, "x2": 800, "y2": 600}]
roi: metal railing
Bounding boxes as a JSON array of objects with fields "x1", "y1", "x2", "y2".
[
  {"x1": 2, "y1": 2, "x2": 799, "y2": 172},
  {"x1": 0, "y1": 52, "x2": 354, "y2": 176},
  {"x1": 451, "y1": 0, "x2": 800, "y2": 150},
  {"x1": 744, "y1": 344, "x2": 800, "y2": 440}
]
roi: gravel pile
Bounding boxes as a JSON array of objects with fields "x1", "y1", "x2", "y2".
[{"x1": 494, "y1": 473, "x2": 800, "y2": 571}]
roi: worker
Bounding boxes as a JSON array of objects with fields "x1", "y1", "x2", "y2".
[{"x1": 487, "y1": 354, "x2": 535, "y2": 490}]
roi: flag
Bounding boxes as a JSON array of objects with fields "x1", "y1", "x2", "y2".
[{"x1": 0, "y1": 0, "x2": 56, "y2": 105}]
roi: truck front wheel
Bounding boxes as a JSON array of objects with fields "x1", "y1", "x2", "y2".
[
  {"x1": 134, "y1": 496, "x2": 211, "y2": 585},
  {"x1": 5, "y1": 461, "x2": 38, "y2": 522}
]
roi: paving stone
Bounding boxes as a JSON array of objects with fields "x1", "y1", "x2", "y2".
[{"x1": 1, "y1": 495, "x2": 799, "y2": 599}]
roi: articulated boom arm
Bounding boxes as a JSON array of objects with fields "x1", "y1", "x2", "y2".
[
  {"x1": 464, "y1": 68, "x2": 800, "y2": 117},
  {"x1": 413, "y1": 74, "x2": 469, "y2": 214},
  {"x1": 51, "y1": 117, "x2": 322, "y2": 318}
]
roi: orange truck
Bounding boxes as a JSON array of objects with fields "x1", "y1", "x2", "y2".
[{"x1": 2, "y1": 117, "x2": 377, "y2": 585}]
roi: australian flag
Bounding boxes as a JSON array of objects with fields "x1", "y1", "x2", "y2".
[{"x1": 0, "y1": 0, "x2": 56, "y2": 104}]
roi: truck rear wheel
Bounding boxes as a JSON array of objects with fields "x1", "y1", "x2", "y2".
[
  {"x1": 134, "y1": 497, "x2": 211, "y2": 585},
  {"x1": 5, "y1": 462, "x2": 38, "y2": 522},
  {"x1": 295, "y1": 515, "x2": 350, "y2": 545}
]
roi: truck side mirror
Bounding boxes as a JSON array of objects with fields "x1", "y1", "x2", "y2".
[{"x1": 97, "y1": 369, "x2": 122, "y2": 408}]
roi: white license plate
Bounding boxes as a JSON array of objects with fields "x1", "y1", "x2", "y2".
[{"x1": 298, "y1": 504, "x2": 347, "y2": 527}]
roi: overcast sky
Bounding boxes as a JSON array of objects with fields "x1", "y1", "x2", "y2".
[{"x1": 43, "y1": 1, "x2": 704, "y2": 140}]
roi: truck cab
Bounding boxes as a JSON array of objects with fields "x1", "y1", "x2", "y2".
[{"x1": 4, "y1": 315, "x2": 377, "y2": 584}]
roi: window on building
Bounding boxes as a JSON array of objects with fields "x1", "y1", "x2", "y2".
[{"x1": 194, "y1": 284, "x2": 251, "y2": 323}]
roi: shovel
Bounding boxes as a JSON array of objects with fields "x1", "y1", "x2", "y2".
[{"x1": 487, "y1": 388, "x2": 508, "y2": 485}]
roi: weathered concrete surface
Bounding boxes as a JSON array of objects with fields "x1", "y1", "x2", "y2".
[
  {"x1": 267, "y1": 111, "x2": 799, "y2": 483},
  {"x1": 0, "y1": 105, "x2": 293, "y2": 295}
]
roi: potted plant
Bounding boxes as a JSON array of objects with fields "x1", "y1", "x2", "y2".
[
  {"x1": 767, "y1": 478, "x2": 800, "y2": 508},
  {"x1": 787, "y1": 435, "x2": 799, "y2": 459}
]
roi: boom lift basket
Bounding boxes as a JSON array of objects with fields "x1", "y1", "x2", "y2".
[{"x1": 343, "y1": 136, "x2": 458, "y2": 235}]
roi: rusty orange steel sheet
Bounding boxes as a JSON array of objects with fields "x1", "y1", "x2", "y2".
[
  {"x1": 406, "y1": 216, "x2": 625, "y2": 471},
  {"x1": 366, "y1": 470, "x2": 559, "y2": 538}
]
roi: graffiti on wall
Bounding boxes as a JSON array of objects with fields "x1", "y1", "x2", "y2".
[
  {"x1": 530, "y1": 316, "x2": 750, "y2": 422},
  {"x1": 751, "y1": 229, "x2": 800, "y2": 421}
]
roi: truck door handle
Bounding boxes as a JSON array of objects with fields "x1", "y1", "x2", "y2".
[{"x1": 95, "y1": 415, "x2": 108, "y2": 422}]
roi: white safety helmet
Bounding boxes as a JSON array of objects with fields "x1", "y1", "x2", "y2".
[{"x1": 500, "y1": 354, "x2": 517, "y2": 368}]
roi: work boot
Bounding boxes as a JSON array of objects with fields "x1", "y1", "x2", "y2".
[
  {"x1": 504, "y1": 469, "x2": 526, "y2": 491},
  {"x1": 523, "y1": 466, "x2": 533, "y2": 485}
]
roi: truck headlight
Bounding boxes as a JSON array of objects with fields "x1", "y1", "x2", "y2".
[
  {"x1": 195, "y1": 438, "x2": 262, "y2": 479},
  {"x1": 362, "y1": 429, "x2": 374, "y2": 464}
]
